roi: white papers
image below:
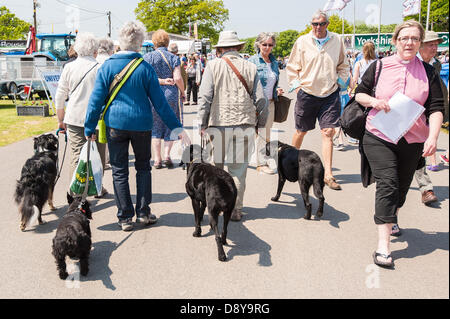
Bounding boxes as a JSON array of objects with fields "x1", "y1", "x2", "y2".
[{"x1": 371, "y1": 92, "x2": 425, "y2": 143}]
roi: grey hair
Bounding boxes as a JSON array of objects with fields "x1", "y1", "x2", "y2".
[
  {"x1": 73, "y1": 32, "x2": 99, "y2": 57},
  {"x1": 254, "y1": 32, "x2": 276, "y2": 53},
  {"x1": 97, "y1": 38, "x2": 115, "y2": 55},
  {"x1": 311, "y1": 10, "x2": 329, "y2": 22},
  {"x1": 168, "y1": 42, "x2": 178, "y2": 54},
  {"x1": 119, "y1": 21, "x2": 146, "y2": 52}
]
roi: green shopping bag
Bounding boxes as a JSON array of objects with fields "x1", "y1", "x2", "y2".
[
  {"x1": 70, "y1": 159, "x2": 98, "y2": 196},
  {"x1": 70, "y1": 140, "x2": 103, "y2": 196}
]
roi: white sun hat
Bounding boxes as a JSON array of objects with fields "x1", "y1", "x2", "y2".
[{"x1": 213, "y1": 31, "x2": 246, "y2": 48}]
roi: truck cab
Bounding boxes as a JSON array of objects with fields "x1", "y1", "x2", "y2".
[{"x1": 34, "y1": 33, "x2": 76, "y2": 62}]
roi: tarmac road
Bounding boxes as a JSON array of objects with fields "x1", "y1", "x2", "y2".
[{"x1": 0, "y1": 70, "x2": 448, "y2": 299}]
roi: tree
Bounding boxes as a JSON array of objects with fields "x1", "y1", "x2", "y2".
[
  {"x1": 273, "y1": 30, "x2": 300, "y2": 58},
  {"x1": 405, "y1": 0, "x2": 449, "y2": 32},
  {"x1": 0, "y1": 6, "x2": 31, "y2": 40},
  {"x1": 327, "y1": 14, "x2": 353, "y2": 34},
  {"x1": 241, "y1": 37, "x2": 256, "y2": 55},
  {"x1": 135, "y1": 0, "x2": 229, "y2": 43}
]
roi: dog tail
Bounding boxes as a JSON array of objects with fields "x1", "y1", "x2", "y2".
[{"x1": 18, "y1": 193, "x2": 40, "y2": 228}]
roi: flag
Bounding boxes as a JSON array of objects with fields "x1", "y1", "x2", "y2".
[
  {"x1": 323, "y1": 0, "x2": 352, "y2": 12},
  {"x1": 402, "y1": 0, "x2": 420, "y2": 17}
]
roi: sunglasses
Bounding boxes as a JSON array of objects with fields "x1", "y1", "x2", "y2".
[
  {"x1": 312, "y1": 22, "x2": 328, "y2": 27},
  {"x1": 261, "y1": 43, "x2": 274, "y2": 47}
]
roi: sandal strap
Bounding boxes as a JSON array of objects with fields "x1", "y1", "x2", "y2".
[{"x1": 375, "y1": 252, "x2": 392, "y2": 259}]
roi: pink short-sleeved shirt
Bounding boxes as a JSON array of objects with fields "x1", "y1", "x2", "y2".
[{"x1": 366, "y1": 55, "x2": 429, "y2": 144}]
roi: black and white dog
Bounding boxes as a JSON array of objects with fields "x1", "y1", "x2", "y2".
[
  {"x1": 184, "y1": 145, "x2": 237, "y2": 262},
  {"x1": 266, "y1": 141, "x2": 325, "y2": 220},
  {"x1": 52, "y1": 193, "x2": 92, "y2": 280},
  {"x1": 14, "y1": 133, "x2": 58, "y2": 231}
]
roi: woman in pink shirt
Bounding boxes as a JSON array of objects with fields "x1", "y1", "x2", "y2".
[{"x1": 355, "y1": 20, "x2": 444, "y2": 268}]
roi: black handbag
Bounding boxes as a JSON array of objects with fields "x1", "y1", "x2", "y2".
[
  {"x1": 274, "y1": 95, "x2": 292, "y2": 123},
  {"x1": 339, "y1": 60, "x2": 382, "y2": 140}
]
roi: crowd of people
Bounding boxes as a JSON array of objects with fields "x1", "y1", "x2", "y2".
[{"x1": 54, "y1": 10, "x2": 448, "y2": 269}]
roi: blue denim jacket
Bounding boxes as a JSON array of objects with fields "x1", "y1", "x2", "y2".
[{"x1": 248, "y1": 53, "x2": 280, "y2": 101}]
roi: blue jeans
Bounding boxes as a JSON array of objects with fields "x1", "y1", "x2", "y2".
[{"x1": 107, "y1": 127, "x2": 152, "y2": 221}]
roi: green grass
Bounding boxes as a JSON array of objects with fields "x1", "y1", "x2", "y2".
[{"x1": 0, "y1": 99, "x2": 58, "y2": 147}]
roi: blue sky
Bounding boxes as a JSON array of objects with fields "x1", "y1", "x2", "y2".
[{"x1": 2, "y1": 0, "x2": 406, "y2": 39}]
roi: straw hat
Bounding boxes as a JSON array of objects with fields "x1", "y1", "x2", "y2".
[
  {"x1": 423, "y1": 31, "x2": 443, "y2": 44},
  {"x1": 213, "y1": 31, "x2": 246, "y2": 48}
]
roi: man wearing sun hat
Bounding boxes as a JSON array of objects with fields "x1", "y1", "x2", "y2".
[
  {"x1": 198, "y1": 30, "x2": 268, "y2": 221},
  {"x1": 414, "y1": 30, "x2": 448, "y2": 206}
]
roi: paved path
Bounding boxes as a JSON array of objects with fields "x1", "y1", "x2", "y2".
[{"x1": 0, "y1": 71, "x2": 448, "y2": 299}]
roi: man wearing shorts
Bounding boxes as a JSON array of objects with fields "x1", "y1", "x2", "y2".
[{"x1": 286, "y1": 10, "x2": 349, "y2": 190}]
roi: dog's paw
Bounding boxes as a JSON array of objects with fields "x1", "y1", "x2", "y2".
[
  {"x1": 316, "y1": 211, "x2": 323, "y2": 219},
  {"x1": 271, "y1": 196, "x2": 279, "y2": 202},
  {"x1": 49, "y1": 205, "x2": 57, "y2": 211},
  {"x1": 192, "y1": 229, "x2": 202, "y2": 237},
  {"x1": 218, "y1": 254, "x2": 227, "y2": 262},
  {"x1": 59, "y1": 272, "x2": 69, "y2": 280},
  {"x1": 304, "y1": 214, "x2": 312, "y2": 220},
  {"x1": 20, "y1": 223, "x2": 26, "y2": 232}
]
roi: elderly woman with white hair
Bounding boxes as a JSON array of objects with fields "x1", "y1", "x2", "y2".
[
  {"x1": 96, "y1": 38, "x2": 115, "y2": 64},
  {"x1": 55, "y1": 32, "x2": 108, "y2": 197},
  {"x1": 84, "y1": 21, "x2": 190, "y2": 231},
  {"x1": 249, "y1": 32, "x2": 284, "y2": 174}
]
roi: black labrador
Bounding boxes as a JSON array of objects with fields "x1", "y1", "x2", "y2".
[
  {"x1": 183, "y1": 145, "x2": 237, "y2": 261},
  {"x1": 266, "y1": 140, "x2": 325, "y2": 220}
]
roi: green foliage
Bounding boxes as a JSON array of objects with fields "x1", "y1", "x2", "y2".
[
  {"x1": 0, "y1": 6, "x2": 31, "y2": 40},
  {"x1": 135, "y1": 0, "x2": 229, "y2": 43},
  {"x1": 404, "y1": 0, "x2": 449, "y2": 32},
  {"x1": 241, "y1": 37, "x2": 256, "y2": 55},
  {"x1": 273, "y1": 30, "x2": 300, "y2": 58},
  {"x1": 327, "y1": 14, "x2": 353, "y2": 34},
  {"x1": 354, "y1": 21, "x2": 396, "y2": 34}
]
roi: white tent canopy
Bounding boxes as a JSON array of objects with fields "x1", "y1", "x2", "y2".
[{"x1": 170, "y1": 40, "x2": 195, "y2": 55}]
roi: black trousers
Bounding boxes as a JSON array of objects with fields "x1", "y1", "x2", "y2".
[
  {"x1": 186, "y1": 77, "x2": 198, "y2": 103},
  {"x1": 363, "y1": 132, "x2": 424, "y2": 225}
]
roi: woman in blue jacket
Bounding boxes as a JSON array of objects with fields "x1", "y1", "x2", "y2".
[
  {"x1": 249, "y1": 33, "x2": 284, "y2": 174},
  {"x1": 84, "y1": 21, "x2": 190, "y2": 231}
]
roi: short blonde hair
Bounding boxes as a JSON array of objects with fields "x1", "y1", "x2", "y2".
[
  {"x1": 392, "y1": 20, "x2": 425, "y2": 44},
  {"x1": 152, "y1": 29, "x2": 170, "y2": 48},
  {"x1": 119, "y1": 21, "x2": 146, "y2": 52},
  {"x1": 73, "y1": 32, "x2": 98, "y2": 57}
]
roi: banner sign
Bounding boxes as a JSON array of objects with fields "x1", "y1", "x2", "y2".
[
  {"x1": 0, "y1": 40, "x2": 27, "y2": 50},
  {"x1": 343, "y1": 32, "x2": 449, "y2": 52}
]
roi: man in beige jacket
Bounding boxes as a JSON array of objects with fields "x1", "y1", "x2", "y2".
[
  {"x1": 198, "y1": 31, "x2": 268, "y2": 221},
  {"x1": 286, "y1": 10, "x2": 349, "y2": 190}
]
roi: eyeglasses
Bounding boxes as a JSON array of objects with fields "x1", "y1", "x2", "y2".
[
  {"x1": 261, "y1": 43, "x2": 274, "y2": 47},
  {"x1": 397, "y1": 36, "x2": 421, "y2": 44},
  {"x1": 312, "y1": 22, "x2": 327, "y2": 27}
]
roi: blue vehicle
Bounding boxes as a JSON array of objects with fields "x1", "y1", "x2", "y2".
[
  {"x1": 34, "y1": 33, "x2": 77, "y2": 61},
  {"x1": 141, "y1": 41, "x2": 154, "y2": 55}
]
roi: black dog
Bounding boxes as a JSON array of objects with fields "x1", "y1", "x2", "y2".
[
  {"x1": 14, "y1": 133, "x2": 58, "y2": 231},
  {"x1": 184, "y1": 145, "x2": 237, "y2": 262},
  {"x1": 266, "y1": 141, "x2": 325, "y2": 220},
  {"x1": 52, "y1": 193, "x2": 92, "y2": 280}
]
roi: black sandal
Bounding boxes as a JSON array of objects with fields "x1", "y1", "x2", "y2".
[
  {"x1": 154, "y1": 161, "x2": 163, "y2": 169},
  {"x1": 162, "y1": 159, "x2": 174, "y2": 169},
  {"x1": 373, "y1": 251, "x2": 394, "y2": 268}
]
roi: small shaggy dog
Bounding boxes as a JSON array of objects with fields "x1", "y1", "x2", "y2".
[
  {"x1": 266, "y1": 140, "x2": 325, "y2": 220},
  {"x1": 14, "y1": 133, "x2": 58, "y2": 231},
  {"x1": 184, "y1": 145, "x2": 237, "y2": 262},
  {"x1": 52, "y1": 193, "x2": 92, "y2": 280}
]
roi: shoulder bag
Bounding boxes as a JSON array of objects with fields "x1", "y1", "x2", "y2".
[
  {"x1": 97, "y1": 57, "x2": 144, "y2": 144},
  {"x1": 339, "y1": 60, "x2": 382, "y2": 140}
]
